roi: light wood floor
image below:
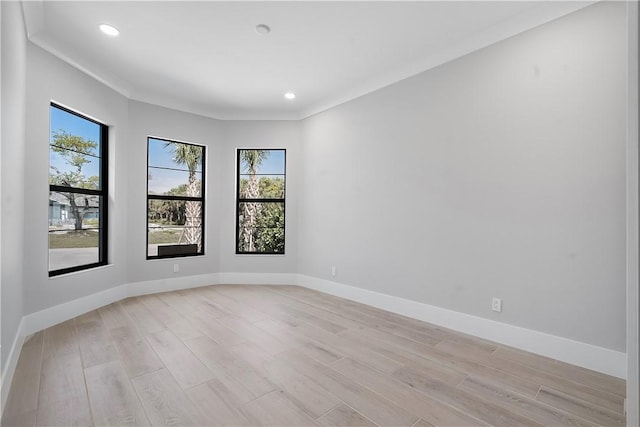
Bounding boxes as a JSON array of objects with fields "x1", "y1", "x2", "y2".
[{"x1": 2, "y1": 285, "x2": 626, "y2": 427}]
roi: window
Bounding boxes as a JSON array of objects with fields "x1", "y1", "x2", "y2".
[
  {"x1": 147, "y1": 137, "x2": 205, "y2": 259},
  {"x1": 236, "y1": 149, "x2": 286, "y2": 254},
  {"x1": 49, "y1": 104, "x2": 108, "y2": 276}
]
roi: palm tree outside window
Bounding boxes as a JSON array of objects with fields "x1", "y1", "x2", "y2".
[
  {"x1": 236, "y1": 149, "x2": 286, "y2": 254},
  {"x1": 147, "y1": 137, "x2": 205, "y2": 259}
]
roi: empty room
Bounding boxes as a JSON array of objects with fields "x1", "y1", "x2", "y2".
[{"x1": 1, "y1": 1, "x2": 638, "y2": 426}]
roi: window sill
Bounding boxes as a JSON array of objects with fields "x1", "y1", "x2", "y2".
[{"x1": 48, "y1": 263, "x2": 114, "y2": 280}]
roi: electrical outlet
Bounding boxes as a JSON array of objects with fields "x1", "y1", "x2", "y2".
[
  {"x1": 173, "y1": 264, "x2": 179, "y2": 273},
  {"x1": 331, "y1": 266, "x2": 336, "y2": 277},
  {"x1": 492, "y1": 297, "x2": 502, "y2": 312}
]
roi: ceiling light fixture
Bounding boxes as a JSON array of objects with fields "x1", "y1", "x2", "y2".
[
  {"x1": 284, "y1": 92, "x2": 296, "y2": 100},
  {"x1": 99, "y1": 24, "x2": 120, "y2": 37},
  {"x1": 255, "y1": 24, "x2": 271, "y2": 35}
]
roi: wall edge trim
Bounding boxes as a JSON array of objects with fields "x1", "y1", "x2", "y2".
[{"x1": 1, "y1": 318, "x2": 25, "y2": 417}]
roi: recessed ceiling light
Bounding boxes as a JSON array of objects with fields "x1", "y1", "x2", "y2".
[
  {"x1": 256, "y1": 24, "x2": 271, "y2": 35},
  {"x1": 284, "y1": 92, "x2": 296, "y2": 100},
  {"x1": 99, "y1": 24, "x2": 120, "y2": 37}
]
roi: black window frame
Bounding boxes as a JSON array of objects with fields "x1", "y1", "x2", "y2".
[
  {"x1": 146, "y1": 136, "x2": 206, "y2": 260},
  {"x1": 235, "y1": 148, "x2": 286, "y2": 255},
  {"x1": 48, "y1": 103, "x2": 109, "y2": 277}
]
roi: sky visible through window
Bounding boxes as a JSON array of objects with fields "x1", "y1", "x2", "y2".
[
  {"x1": 148, "y1": 141, "x2": 284, "y2": 195},
  {"x1": 50, "y1": 106, "x2": 101, "y2": 178},
  {"x1": 239, "y1": 149, "x2": 285, "y2": 175},
  {"x1": 50, "y1": 109, "x2": 285, "y2": 195},
  {"x1": 148, "y1": 138, "x2": 205, "y2": 195}
]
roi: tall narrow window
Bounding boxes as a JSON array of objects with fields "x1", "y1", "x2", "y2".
[
  {"x1": 147, "y1": 137, "x2": 205, "y2": 258},
  {"x1": 236, "y1": 149, "x2": 286, "y2": 254},
  {"x1": 49, "y1": 104, "x2": 108, "y2": 276}
]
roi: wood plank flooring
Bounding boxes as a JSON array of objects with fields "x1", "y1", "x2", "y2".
[{"x1": 2, "y1": 285, "x2": 626, "y2": 427}]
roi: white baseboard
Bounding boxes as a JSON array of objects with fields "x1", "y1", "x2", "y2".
[
  {"x1": 22, "y1": 272, "x2": 298, "y2": 336},
  {"x1": 298, "y1": 275, "x2": 627, "y2": 379},
  {"x1": 126, "y1": 273, "x2": 221, "y2": 297},
  {"x1": 1, "y1": 318, "x2": 25, "y2": 415},
  {"x1": 1, "y1": 272, "x2": 297, "y2": 415},
  {"x1": 3, "y1": 270, "x2": 625, "y2": 417},
  {"x1": 23, "y1": 284, "x2": 128, "y2": 336}
]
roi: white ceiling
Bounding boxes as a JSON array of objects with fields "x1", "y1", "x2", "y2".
[{"x1": 22, "y1": 1, "x2": 594, "y2": 120}]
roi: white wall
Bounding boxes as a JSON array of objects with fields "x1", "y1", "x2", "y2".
[
  {"x1": 300, "y1": 1, "x2": 627, "y2": 352},
  {"x1": 218, "y1": 121, "x2": 302, "y2": 275},
  {"x1": 23, "y1": 43, "x2": 129, "y2": 315},
  {"x1": 18, "y1": 49, "x2": 302, "y2": 317},
  {"x1": 126, "y1": 101, "x2": 222, "y2": 283},
  {"x1": 126, "y1": 103, "x2": 301, "y2": 283},
  {"x1": 1, "y1": 0, "x2": 27, "y2": 370},
  {"x1": 1, "y1": 0, "x2": 630, "y2": 386},
  {"x1": 626, "y1": 0, "x2": 639, "y2": 423}
]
